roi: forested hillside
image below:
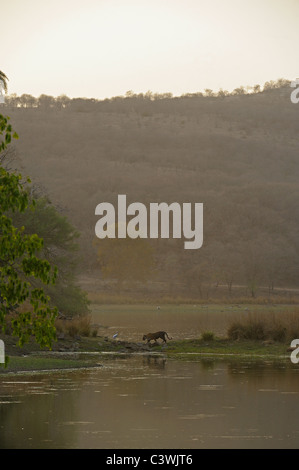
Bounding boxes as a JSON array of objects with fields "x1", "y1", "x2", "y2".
[{"x1": 3, "y1": 80, "x2": 299, "y2": 299}]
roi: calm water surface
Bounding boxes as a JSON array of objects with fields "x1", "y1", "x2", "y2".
[{"x1": 0, "y1": 355, "x2": 299, "y2": 449}]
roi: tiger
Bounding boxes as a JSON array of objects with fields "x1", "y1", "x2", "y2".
[{"x1": 142, "y1": 331, "x2": 172, "y2": 344}]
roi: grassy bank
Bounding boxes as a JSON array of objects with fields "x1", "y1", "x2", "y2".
[
  {"x1": 165, "y1": 338, "x2": 289, "y2": 358},
  {"x1": 1, "y1": 354, "x2": 101, "y2": 373},
  {"x1": 1, "y1": 302, "x2": 298, "y2": 373},
  {"x1": 0, "y1": 334, "x2": 293, "y2": 374}
]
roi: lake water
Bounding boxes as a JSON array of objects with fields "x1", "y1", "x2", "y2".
[
  {"x1": 91, "y1": 303, "x2": 253, "y2": 341},
  {"x1": 90, "y1": 303, "x2": 299, "y2": 342},
  {"x1": 0, "y1": 354, "x2": 299, "y2": 449}
]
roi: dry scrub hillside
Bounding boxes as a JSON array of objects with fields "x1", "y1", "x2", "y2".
[{"x1": 3, "y1": 85, "x2": 299, "y2": 299}]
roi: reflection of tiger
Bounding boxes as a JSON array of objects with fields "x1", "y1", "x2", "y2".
[{"x1": 143, "y1": 331, "x2": 172, "y2": 344}]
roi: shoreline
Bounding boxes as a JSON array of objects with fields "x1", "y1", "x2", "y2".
[{"x1": 0, "y1": 334, "x2": 294, "y2": 374}]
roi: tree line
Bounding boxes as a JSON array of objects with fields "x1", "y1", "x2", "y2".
[{"x1": 2, "y1": 78, "x2": 291, "y2": 110}]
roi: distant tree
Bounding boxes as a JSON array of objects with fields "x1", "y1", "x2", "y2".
[
  {"x1": 38, "y1": 94, "x2": 55, "y2": 109},
  {"x1": 253, "y1": 84, "x2": 261, "y2": 93},
  {"x1": 232, "y1": 86, "x2": 246, "y2": 95},
  {"x1": 183, "y1": 261, "x2": 215, "y2": 299},
  {"x1": 275, "y1": 78, "x2": 291, "y2": 88},
  {"x1": 204, "y1": 88, "x2": 214, "y2": 97},
  {"x1": 263, "y1": 80, "x2": 276, "y2": 91},
  {"x1": 55, "y1": 94, "x2": 71, "y2": 110},
  {"x1": 125, "y1": 90, "x2": 134, "y2": 98},
  {"x1": 5, "y1": 93, "x2": 20, "y2": 108},
  {"x1": 217, "y1": 244, "x2": 243, "y2": 295},
  {"x1": 242, "y1": 240, "x2": 265, "y2": 298},
  {"x1": 19, "y1": 94, "x2": 37, "y2": 108},
  {"x1": 153, "y1": 92, "x2": 173, "y2": 100},
  {"x1": 263, "y1": 78, "x2": 291, "y2": 91},
  {"x1": 217, "y1": 89, "x2": 229, "y2": 98},
  {"x1": 145, "y1": 90, "x2": 154, "y2": 100}
]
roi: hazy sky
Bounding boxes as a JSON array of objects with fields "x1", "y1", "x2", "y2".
[{"x1": 2, "y1": 0, "x2": 299, "y2": 99}]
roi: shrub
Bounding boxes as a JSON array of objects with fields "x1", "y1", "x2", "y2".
[
  {"x1": 55, "y1": 314, "x2": 93, "y2": 338},
  {"x1": 227, "y1": 321, "x2": 266, "y2": 340},
  {"x1": 227, "y1": 322, "x2": 246, "y2": 340},
  {"x1": 226, "y1": 308, "x2": 299, "y2": 343},
  {"x1": 68, "y1": 323, "x2": 79, "y2": 338},
  {"x1": 77, "y1": 315, "x2": 92, "y2": 337},
  {"x1": 201, "y1": 331, "x2": 215, "y2": 341},
  {"x1": 269, "y1": 324, "x2": 287, "y2": 342},
  {"x1": 245, "y1": 321, "x2": 266, "y2": 340}
]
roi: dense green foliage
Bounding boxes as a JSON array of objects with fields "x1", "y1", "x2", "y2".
[
  {"x1": 0, "y1": 114, "x2": 57, "y2": 348},
  {"x1": 0, "y1": 114, "x2": 18, "y2": 152}
]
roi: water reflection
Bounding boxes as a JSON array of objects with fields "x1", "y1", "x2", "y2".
[{"x1": 0, "y1": 356, "x2": 299, "y2": 449}]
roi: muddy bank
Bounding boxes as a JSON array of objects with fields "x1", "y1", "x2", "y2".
[{"x1": 1, "y1": 332, "x2": 163, "y2": 357}]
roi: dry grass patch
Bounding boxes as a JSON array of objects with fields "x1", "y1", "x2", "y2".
[
  {"x1": 55, "y1": 314, "x2": 98, "y2": 338},
  {"x1": 227, "y1": 308, "x2": 299, "y2": 342}
]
